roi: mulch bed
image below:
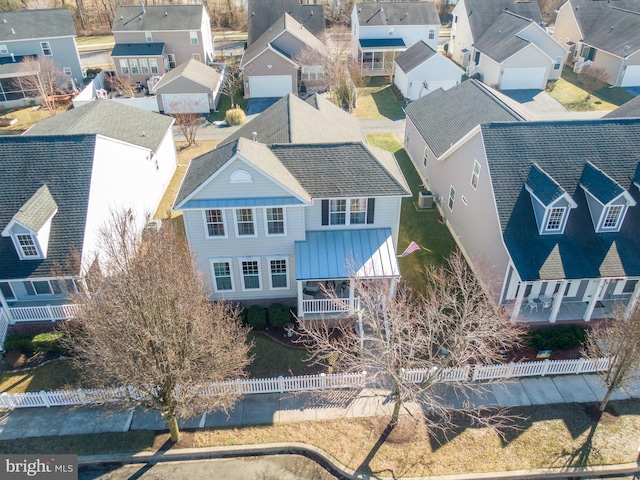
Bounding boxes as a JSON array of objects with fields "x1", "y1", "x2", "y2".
[
  {"x1": 580, "y1": 403, "x2": 620, "y2": 425},
  {"x1": 503, "y1": 345, "x2": 583, "y2": 363}
]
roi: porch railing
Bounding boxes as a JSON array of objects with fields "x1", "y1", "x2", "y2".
[
  {"x1": 6, "y1": 304, "x2": 81, "y2": 322},
  {"x1": 302, "y1": 297, "x2": 360, "y2": 315},
  {"x1": 573, "y1": 58, "x2": 593, "y2": 73}
]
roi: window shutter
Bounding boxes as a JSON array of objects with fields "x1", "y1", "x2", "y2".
[
  {"x1": 322, "y1": 200, "x2": 329, "y2": 225},
  {"x1": 366, "y1": 198, "x2": 375, "y2": 224}
]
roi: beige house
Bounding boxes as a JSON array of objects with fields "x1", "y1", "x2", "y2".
[
  {"x1": 240, "y1": 13, "x2": 326, "y2": 98},
  {"x1": 111, "y1": 4, "x2": 214, "y2": 87},
  {"x1": 553, "y1": 0, "x2": 640, "y2": 87}
]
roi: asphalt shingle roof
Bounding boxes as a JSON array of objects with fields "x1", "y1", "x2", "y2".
[
  {"x1": 153, "y1": 58, "x2": 221, "y2": 91},
  {"x1": 569, "y1": 0, "x2": 640, "y2": 56},
  {"x1": 395, "y1": 40, "x2": 437, "y2": 73},
  {"x1": 580, "y1": 161, "x2": 625, "y2": 204},
  {"x1": 462, "y1": 0, "x2": 542, "y2": 40},
  {"x1": 482, "y1": 118, "x2": 640, "y2": 281},
  {"x1": 11, "y1": 185, "x2": 58, "y2": 232},
  {"x1": 355, "y1": 1, "x2": 439, "y2": 26},
  {"x1": 0, "y1": 136, "x2": 96, "y2": 280},
  {"x1": 603, "y1": 95, "x2": 640, "y2": 118},
  {"x1": 111, "y1": 43, "x2": 165, "y2": 57},
  {"x1": 0, "y1": 9, "x2": 76, "y2": 42},
  {"x1": 25, "y1": 100, "x2": 173, "y2": 152},
  {"x1": 473, "y1": 12, "x2": 533, "y2": 62},
  {"x1": 247, "y1": 0, "x2": 325, "y2": 46},
  {"x1": 404, "y1": 79, "x2": 524, "y2": 157},
  {"x1": 525, "y1": 164, "x2": 566, "y2": 206},
  {"x1": 112, "y1": 5, "x2": 205, "y2": 32},
  {"x1": 220, "y1": 93, "x2": 364, "y2": 147}
]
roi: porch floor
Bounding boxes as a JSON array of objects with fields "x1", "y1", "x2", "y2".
[{"x1": 517, "y1": 299, "x2": 618, "y2": 323}]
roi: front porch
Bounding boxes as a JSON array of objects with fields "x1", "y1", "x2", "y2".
[
  {"x1": 358, "y1": 39, "x2": 406, "y2": 76},
  {"x1": 517, "y1": 298, "x2": 617, "y2": 323}
]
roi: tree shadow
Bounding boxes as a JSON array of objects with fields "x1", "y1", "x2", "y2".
[
  {"x1": 356, "y1": 419, "x2": 397, "y2": 479},
  {"x1": 127, "y1": 435, "x2": 182, "y2": 480},
  {"x1": 561, "y1": 417, "x2": 601, "y2": 470}
]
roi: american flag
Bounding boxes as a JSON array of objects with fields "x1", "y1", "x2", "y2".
[{"x1": 401, "y1": 241, "x2": 421, "y2": 257}]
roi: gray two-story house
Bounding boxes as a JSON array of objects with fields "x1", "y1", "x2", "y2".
[
  {"x1": 174, "y1": 94, "x2": 411, "y2": 320},
  {"x1": 0, "y1": 9, "x2": 83, "y2": 108}
]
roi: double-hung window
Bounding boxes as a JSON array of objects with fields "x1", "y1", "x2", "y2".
[
  {"x1": 149, "y1": 58, "x2": 159, "y2": 74},
  {"x1": 265, "y1": 207, "x2": 285, "y2": 235},
  {"x1": 240, "y1": 258, "x2": 261, "y2": 290},
  {"x1": 120, "y1": 59, "x2": 130, "y2": 75},
  {"x1": 471, "y1": 160, "x2": 481, "y2": 190},
  {"x1": 324, "y1": 198, "x2": 373, "y2": 225},
  {"x1": 25, "y1": 280, "x2": 52, "y2": 296},
  {"x1": 145, "y1": 31, "x2": 153, "y2": 42},
  {"x1": 16, "y1": 234, "x2": 39, "y2": 258},
  {"x1": 139, "y1": 58, "x2": 149, "y2": 74},
  {"x1": 269, "y1": 258, "x2": 288, "y2": 289},
  {"x1": 40, "y1": 41, "x2": 52, "y2": 56},
  {"x1": 211, "y1": 259, "x2": 234, "y2": 292},
  {"x1": 546, "y1": 207, "x2": 565, "y2": 231},
  {"x1": 205, "y1": 209, "x2": 226, "y2": 237},
  {"x1": 603, "y1": 205, "x2": 623, "y2": 229},
  {"x1": 429, "y1": 29, "x2": 435, "y2": 40},
  {"x1": 350, "y1": 199, "x2": 367, "y2": 224},
  {"x1": 423, "y1": 146, "x2": 429, "y2": 167},
  {"x1": 329, "y1": 199, "x2": 347, "y2": 225},
  {"x1": 235, "y1": 209, "x2": 256, "y2": 236},
  {"x1": 63, "y1": 67, "x2": 72, "y2": 76},
  {"x1": 448, "y1": 186, "x2": 456, "y2": 211},
  {"x1": 129, "y1": 59, "x2": 139, "y2": 75},
  {"x1": 167, "y1": 54, "x2": 176, "y2": 69},
  {"x1": 190, "y1": 31, "x2": 199, "y2": 45},
  {"x1": 0, "y1": 45, "x2": 8, "y2": 55}
]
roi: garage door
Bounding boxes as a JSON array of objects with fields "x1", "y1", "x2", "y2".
[
  {"x1": 621, "y1": 65, "x2": 640, "y2": 87},
  {"x1": 501, "y1": 68, "x2": 546, "y2": 90},
  {"x1": 162, "y1": 93, "x2": 210, "y2": 114},
  {"x1": 248, "y1": 75, "x2": 292, "y2": 98}
]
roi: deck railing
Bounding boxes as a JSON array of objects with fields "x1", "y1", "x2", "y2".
[
  {"x1": 302, "y1": 297, "x2": 360, "y2": 315},
  {"x1": 0, "y1": 304, "x2": 80, "y2": 350}
]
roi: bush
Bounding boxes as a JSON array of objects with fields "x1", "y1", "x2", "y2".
[
  {"x1": 4, "y1": 331, "x2": 65, "y2": 357},
  {"x1": 268, "y1": 303, "x2": 291, "y2": 329},
  {"x1": 524, "y1": 326, "x2": 587, "y2": 351},
  {"x1": 246, "y1": 305, "x2": 267, "y2": 330},
  {"x1": 225, "y1": 108, "x2": 246, "y2": 126}
]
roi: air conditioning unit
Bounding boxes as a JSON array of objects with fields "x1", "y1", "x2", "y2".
[{"x1": 418, "y1": 190, "x2": 434, "y2": 209}]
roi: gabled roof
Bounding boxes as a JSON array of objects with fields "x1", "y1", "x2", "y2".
[
  {"x1": 462, "y1": 0, "x2": 542, "y2": 40},
  {"x1": 603, "y1": 95, "x2": 640, "y2": 118},
  {"x1": 112, "y1": 5, "x2": 205, "y2": 32},
  {"x1": 404, "y1": 79, "x2": 525, "y2": 157},
  {"x1": 220, "y1": 93, "x2": 364, "y2": 147},
  {"x1": 567, "y1": 0, "x2": 640, "y2": 57},
  {"x1": 580, "y1": 161, "x2": 626, "y2": 204},
  {"x1": 9, "y1": 185, "x2": 57, "y2": 233},
  {"x1": 111, "y1": 43, "x2": 165, "y2": 57},
  {"x1": 354, "y1": 1, "x2": 439, "y2": 27},
  {"x1": 473, "y1": 12, "x2": 535, "y2": 63},
  {"x1": 247, "y1": 0, "x2": 325, "y2": 46},
  {"x1": 0, "y1": 136, "x2": 97, "y2": 280},
  {"x1": 481, "y1": 118, "x2": 640, "y2": 281},
  {"x1": 525, "y1": 164, "x2": 567, "y2": 206},
  {"x1": 395, "y1": 40, "x2": 437, "y2": 73},
  {"x1": 241, "y1": 13, "x2": 325, "y2": 68},
  {"x1": 25, "y1": 100, "x2": 174, "y2": 152},
  {"x1": 0, "y1": 9, "x2": 76, "y2": 42},
  {"x1": 152, "y1": 59, "x2": 221, "y2": 91}
]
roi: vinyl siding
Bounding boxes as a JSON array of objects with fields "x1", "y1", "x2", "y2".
[
  {"x1": 358, "y1": 25, "x2": 439, "y2": 52},
  {"x1": 113, "y1": 30, "x2": 208, "y2": 66},
  {"x1": 244, "y1": 49, "x2": 297, "y2": 97}
]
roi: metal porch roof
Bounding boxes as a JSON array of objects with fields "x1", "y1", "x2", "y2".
[{"x1": 359, "y1": 38, "x2": 406, "y2": 49}]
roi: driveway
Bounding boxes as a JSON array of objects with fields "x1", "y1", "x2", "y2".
[
  {"x1": 246, "y1": 97, "x2": 281, "y2": 115},
  {"x1": 501, "y1": 89, "x2": 609, "y2": 120}
]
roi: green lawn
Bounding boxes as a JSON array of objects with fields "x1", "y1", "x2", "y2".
[
  {"x1": 75, "y1": 35, "x2": 114, "y2": 50},
  {"x1": 0, "y1": 359, "x2": 81, "y2": 393},
  {"x1": 355, "y1": 77, "x2": 406, "y2": 120},
  {"x1": 367, "y1": 134, "x2": 457, "y2": 293},
  {"x1": 246, "y1": 332, "x2": 322, "y2": 378},
  {"x1": 0, "y1": 105, "x2": 61, "y2": 132},
  {"x1": 210, "y1": 94, "x2": 248, "y2": 122},
  {"x1": 548, "y1": 66, "x2": 633, "y2": 111}
]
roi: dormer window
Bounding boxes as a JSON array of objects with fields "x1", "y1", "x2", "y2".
[
  {"x1": 525, "y1": 164, "x2": 577, "y2": 235},
  {"x1": 16, "y1": 234, "x2": 39, "y2": 258},
  {"x1": 602, "y1": 205, "x2": 623, "y2": 229},
  {"x1": 546, "y1": 207, "x2": 565, "y2": 231}
]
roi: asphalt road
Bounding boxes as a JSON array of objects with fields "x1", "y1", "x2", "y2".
[{"x1": 79, "y1": 48, "x2": 114, "y2": 70}]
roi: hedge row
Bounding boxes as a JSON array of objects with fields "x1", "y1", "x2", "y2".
[{"x1": 245, "y1": 303, "x2": 292, "y2": 331}]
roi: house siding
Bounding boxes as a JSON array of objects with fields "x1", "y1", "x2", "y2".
[
  {"x1": 449, "y1": 0, "x2": 474, "y2": 66},
  {"x1": 517, "y1": 24, "x2": 567, "y2": 81},
  {"x1": 243, "y1": 50, "x2": 298, "y2": 97},
  {"x1": 358, "y1": 25, "x2": 439, "y2": 52},
  {"x1": 113, "y1": 30, "x2": 209, "y2": 67},
  {"x1": 552, "y1": 1, "x2": 583, "y2": 61},
  {"x1": 156, "y1": 76, "x2": 219, "y2": 111},
  {"x1": 587, "y1": 48, "x2": 624, "y2": 86},
  {"x1": 271, "y1": 31, "x2": 310, "y2": 61},
  {"x1": 396, "y1": 55, "x2": 463, "y2": 100}
]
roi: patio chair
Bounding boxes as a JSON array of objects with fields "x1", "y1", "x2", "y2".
[{"x1": 527, "y1": 297, "x2": 539, "y2": 313}]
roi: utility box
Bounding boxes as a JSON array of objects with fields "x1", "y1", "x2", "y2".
[{"x1": 418, "y1": 190, "x2": 434, "y2": 208}]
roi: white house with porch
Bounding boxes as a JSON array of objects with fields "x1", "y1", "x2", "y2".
[{"x1": 174, "y1": 94, "x2": 410, "y2": 320}]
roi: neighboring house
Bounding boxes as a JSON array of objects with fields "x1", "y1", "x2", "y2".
[
  {"x1": 151, "y1": 59, "x2": 223, "y2": 113},
  {"x1": 553, "y1": 0, "x2": 640, "y2": 86},
  {"x1": 394, "y1": 41, "x2": 464, "y2": 100},
  {"x1": 111, "y1": 4, "x2": 214, "y2": 87},
  {"x1": 450, "y1": 0, "x2": 566, "y2": 90},
  {"x1": 603, "y1": 95, "x2": 640, "y2": 118},
  {"x1": 405, "y1": 99, "x2": 640, "y2": 322},
  {"x1": 174, "y1": 93, "x2": 411, "y2": 321},
  {"x1": 352, "y1": 1, "x2": 440, "y2": 76},
  {"x1": 247, "y1": 0, "x2": 325, "y2": 47},
  {"x1": 0, "y1": 9, "x2": 83, "y2": 108},
  {"x1": 240, "y1": 13, "x2": 326, "y2": 99},
  {"x1": 0, "y1": 105, "x2": 175, "y2": 331}
]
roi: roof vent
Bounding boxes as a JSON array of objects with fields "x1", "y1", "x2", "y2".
[
  {"x1": 141, "y1": 1, "x2": 145, "y2": 14},
  {"x1": 252, "y1": 132, "x2": 257, "y2": 142},
  {"x1": 10, "y1": 53, "x2": 15, "y2": 62},
  {"x1": 2, "y1": 18, "x2": 6, "y2": 23},
  {"x1": 624, "y1": 45, "x2": 630, "y2": 53},
  {"x1": 142, "y1": 131, "x2": 146, "y2": 137},
  {"x1": 164, "y1": 11, "x2": 168, "y2": 16},
  {"x1": 11, "y1": 27, "x2": 15, "y2": 34}
]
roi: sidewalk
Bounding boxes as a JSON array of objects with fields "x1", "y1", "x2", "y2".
[{"x1": 1, "y1": 373, "x2": 639, "y2": 440}]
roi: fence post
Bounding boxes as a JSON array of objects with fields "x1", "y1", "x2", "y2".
[
  {"x1": 360, "y1": 370, "x2": 367, "y2": 388},
  {"x1": 278, "y1": 376, "x2": 285, "y2": 394},
  {"x1": 40, "y1": 390, "x2": 50, "y2": 408},
  {"x1": 46, "y1": 306, "x2": 56, "y2": 322},
  {"x1": 0, "y1": 392, "x2": 15, "y2": 410},
  {"x1": 541, "y1": 359, "x2": 550, "y2": 377},
  {"x1": 320, "y1": 373, "x2": 326, "y2": 389},
  {"x1": 575, "y1": 357, "x2": 586, "y2": 374},
  {"x1": 472, "y1": 365, "x2": 480, "y2": 382}
]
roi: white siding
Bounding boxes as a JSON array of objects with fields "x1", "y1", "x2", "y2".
[
  {"x1": 358, "y1": 25, "x2": 439, "y2": 52},
  {"x1": 398, "y1": 55, "x2": 464, "y2": 100}
]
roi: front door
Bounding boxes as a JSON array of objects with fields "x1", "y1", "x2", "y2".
[{"x1": 583, "y1": 279, "x2": 609, "y2": 302}]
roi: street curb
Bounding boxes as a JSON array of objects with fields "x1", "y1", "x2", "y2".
[{"x1": 78, "y1": 443, "x2": 640, "y2": 480}]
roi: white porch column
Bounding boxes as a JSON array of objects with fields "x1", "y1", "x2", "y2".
[
  {"x1": 358, "y1": 310, "x2": 364, "y2": 350},
  {"x1": 0, "y1": 288, "x2": 14, "y2": 324},
  {"x1": 510, "y1": 282, "x2": 526, "y2": 323},
  {"x1": 388, "y1": 277, "x2": 398, "y2": 300},
  {"x1": 297, "y1": 281, "x2": 304, "y2": 320},
  {"x1": 583, "y1": 279, "x2": 606, "y2": 321},
  {"x1": 549, "y1": 280, "x2": 568, "y2": 323},
  {"x1": 624, "y1": 279, "x2": 640, "y2": 318}
]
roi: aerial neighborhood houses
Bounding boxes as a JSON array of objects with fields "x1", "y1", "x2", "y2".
[
  {"x1": 0, "y1": 9, "x2": 83, "y2": 108},
  {"x1": 553, "y1": 0, "x2": 640, "y2": 86}
]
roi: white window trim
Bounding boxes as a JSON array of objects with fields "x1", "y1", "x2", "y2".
[
  {"x1": 600, "y1": 204, "x2": 625, "y2": 231},
  {"x1": 471, "y1": 159, "x2": 481, "y2": 190},
  {"x1": 13, "y1": 233, "x2": 42, "y2": 260},
  {"x1": 234, "y1": 208, "x2": 257, "y2": 237},
  {"x1": 554, "y1": 56, "x2": 563, "y2": 70},
  {"x1": 129, "y1": 58, "x2": 139, "y2": 75},
  {"x1": 263, "y1": 207, "x2": 287, "y2": 237},
  {"x1": 428, "y1": 29, "x2": 435, "y2": 40},
  {"x1": 448, "y1": 186, "x2": 456, "y2": 212},
  {"x1": 0, "y1": 281, "x2": 16, "y2": 300},
  {"x1": 210, "y1": 258, "x2": 235, "y2": 293},
  {"x1": 193, "y1": 53, "x2": 201, "y2": 62},
  {"x1": 190, "y1": 31, "x2": 199, "y2": 45},
  {"x1": 63, "y1": 67, "x2": 72, "y2": 76},
  {"x1": 544, "y1": 206, "x2": 566, "y2": 233},
  {"x1": 145, "y1": 31, "x2": 153, "y2": 42},
  {"x1": 329, "y1": 198, "x2": 370, "y2": 226},
  {"x1": 119, "y1": 59, "x2": 130, "y2": 75},
  {"x1": 203, "y1": 209, "x2": 228, "y2": 239},
  {"x1": 40, "y1": 41, "x2": 52, "y2": 56},
  {"x1": 167, "y1": 54, "x2": 176, "y2": 69},
  {"x1": 239, "y1": 257, "x2": 262, "y2": 291},
  {"x1": 27, "y1": 280, "x2": 53, "y2": 296},
  {"x1": 423, "y1": 146, "x2": 429, "y2": 167},
  {"x1": 267, "y1": 256, "x2": 290, "y2": 290},
  {"x1": 139, "y1": 58, "x2": 149, "y2": 74},
  {"x1": 0, "y1": 44, "x2": 8, "y2": 55},
  {"x1": 149, "y1": 58, "x2": 159, "y2": 74}
]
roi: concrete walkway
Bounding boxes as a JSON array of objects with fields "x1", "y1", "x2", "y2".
[{"x1": 1, "y1": 373, "x2": 639, "y2": 440}]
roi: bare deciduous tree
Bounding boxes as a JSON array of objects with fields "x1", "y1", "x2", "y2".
[
  {"x1": 221, "y1": 63, "x2": 243, "y2": 108},
  {"x1": 15, "y1": 56, "x2": 71, "y2": 113},
  {"x1": 583, "y1": 306, "x2": 640, "y2": 412},
  {"x1": 171, "y1": 111, "x2": 203, "y2": 148},
  {"x1": 580, "y1": 65, "x2": 610, "y2": 100},
  {"x1": 63, "y1": 209, "x2": 252, "y2": 442},
  {"x1": 325, "y1": 0, "x2": 354, "y2": 27},
  {"x1": 106, "y1": 73, "x2": 137, "y2": 98},
  {"x1": 298, "y1": 251, "x2": 523, "y2": 436}
]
